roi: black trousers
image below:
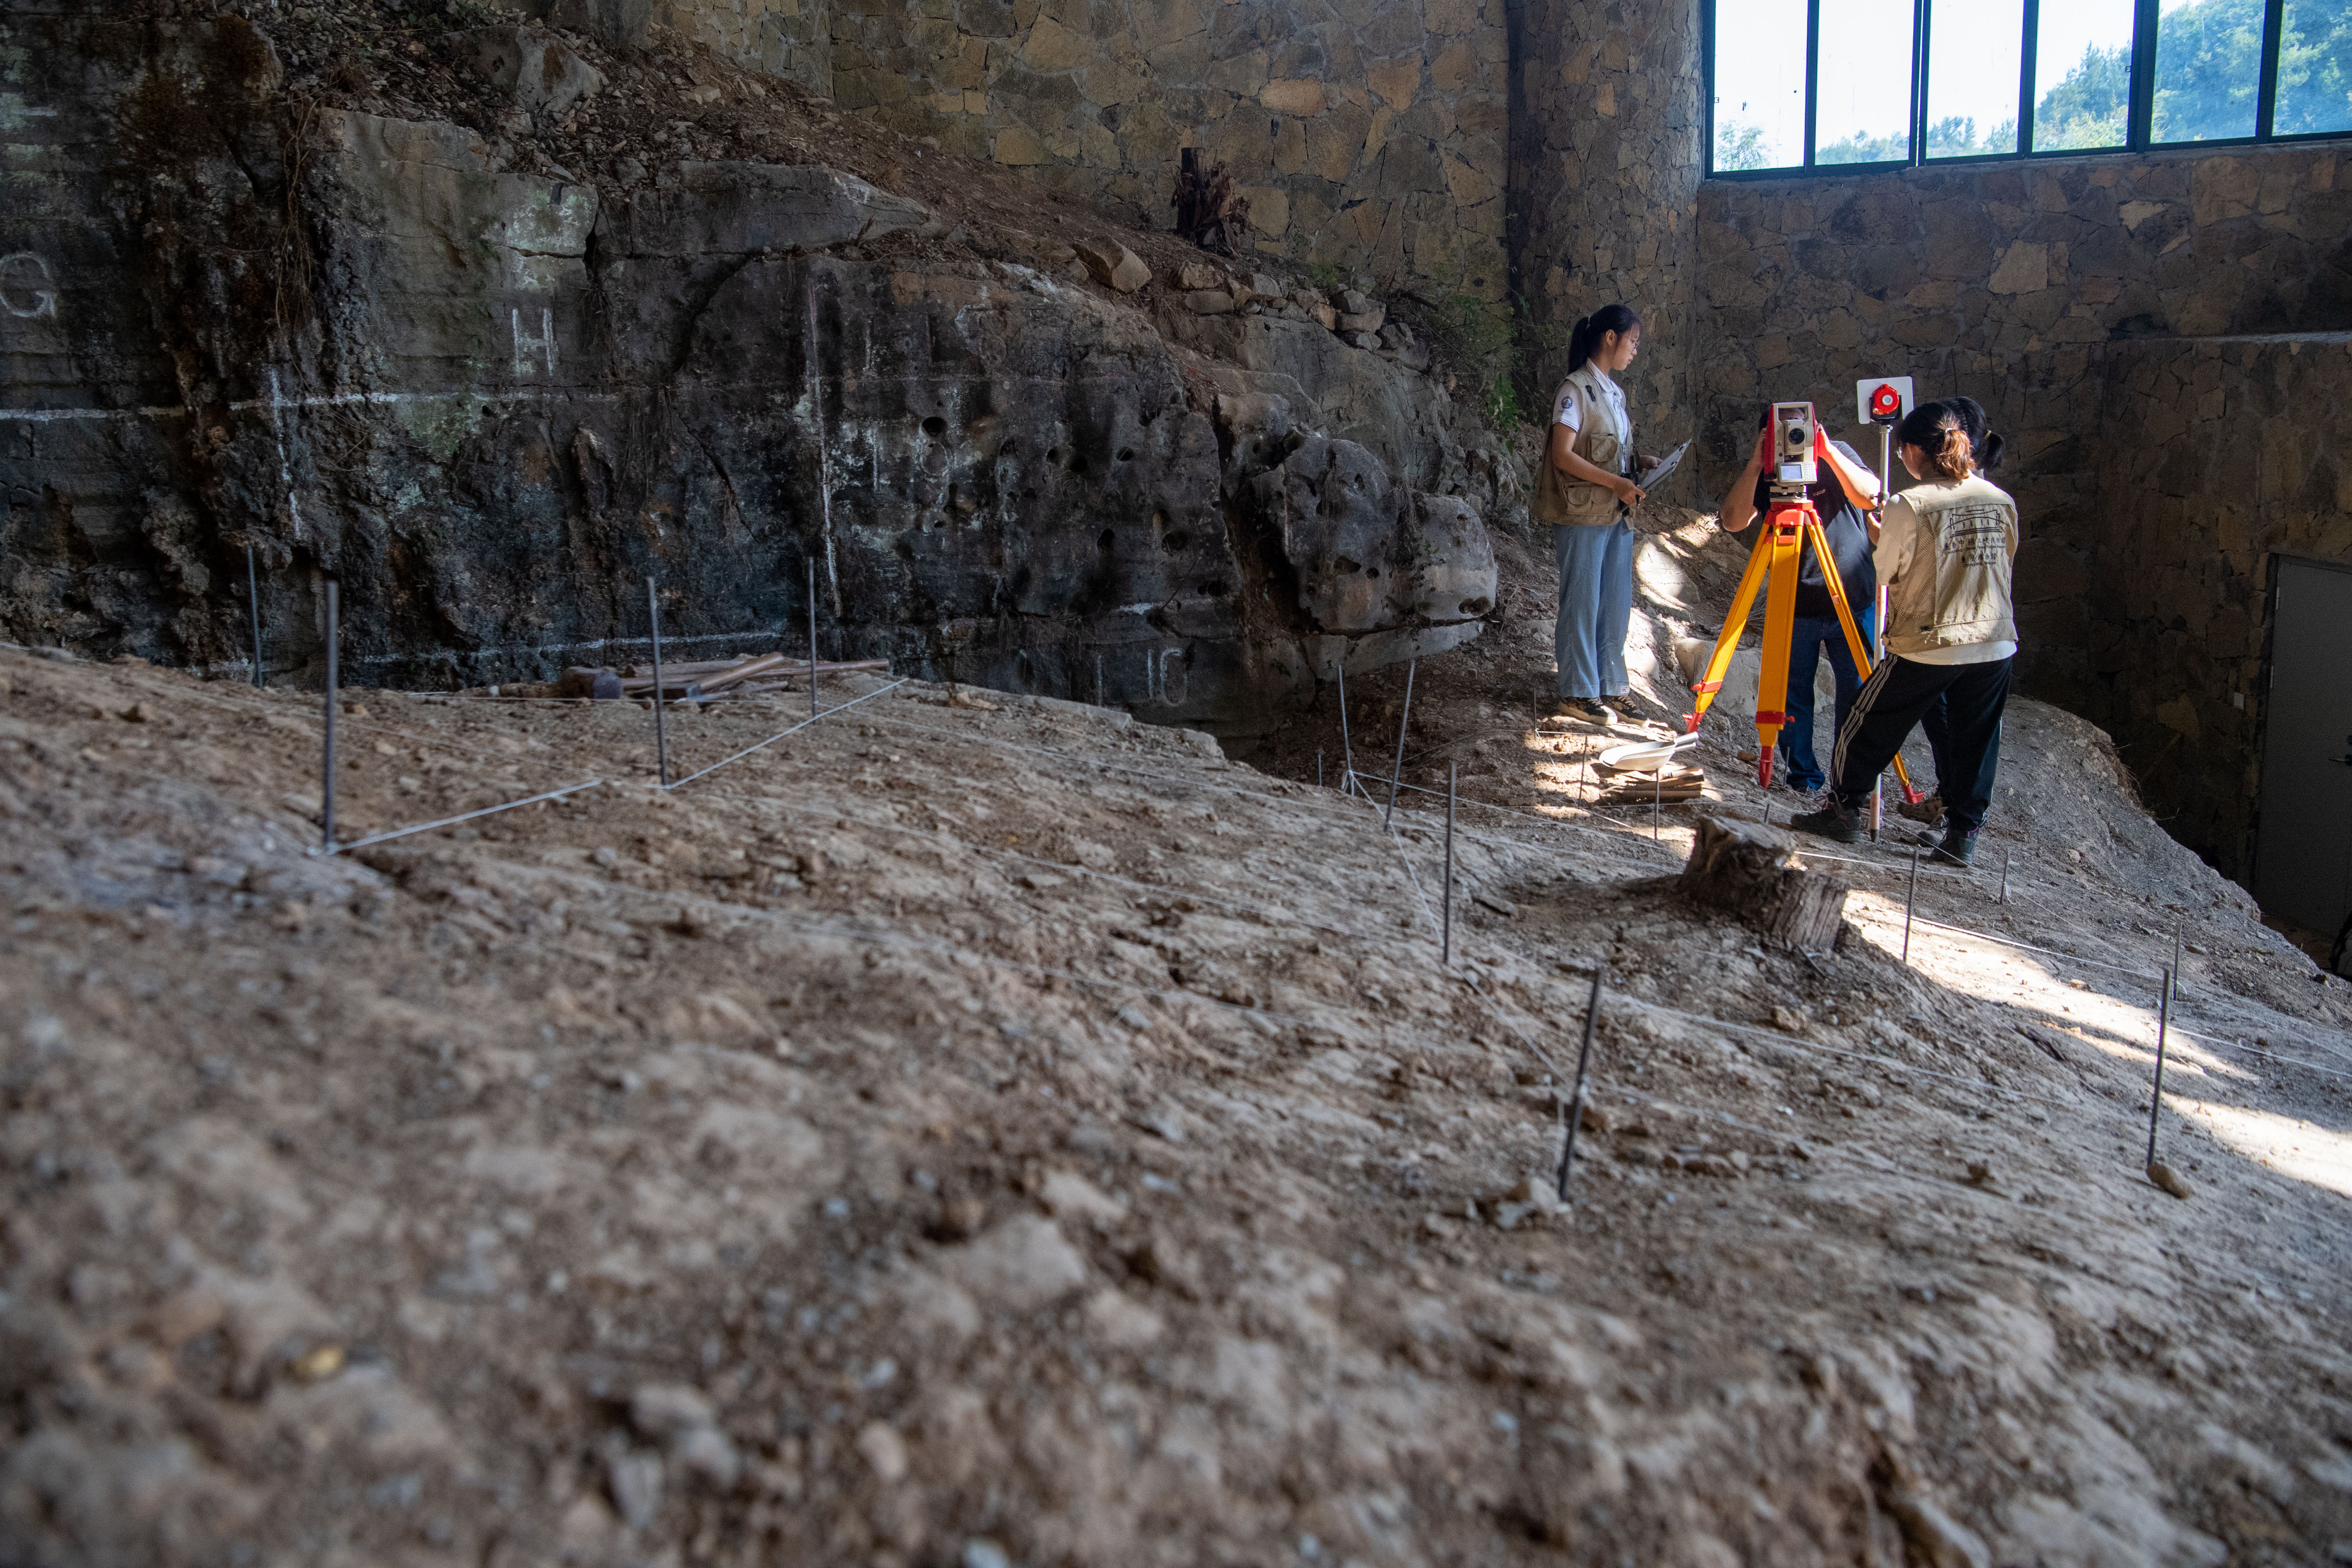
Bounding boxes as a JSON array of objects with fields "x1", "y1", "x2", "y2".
[{"x1": 1831, "y1": 656, "x2": 2012, "y2": 835}]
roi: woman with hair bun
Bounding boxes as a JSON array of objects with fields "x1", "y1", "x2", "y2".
[
  {"x1": 1532, "y1": 302, "x2": 1661, "y2": 734},
  {"x1": 1793, "y1": 398, "x2": 2020, "y2": 865}
]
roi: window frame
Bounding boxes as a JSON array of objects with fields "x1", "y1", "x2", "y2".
[{"x1": 1704, "y1": 0, "x2": 2347, "y2": 181}]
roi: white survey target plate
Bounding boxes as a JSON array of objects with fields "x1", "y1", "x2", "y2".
[{"x1": 1856, "y1": 376, "x2": 1914, "y2": 424}]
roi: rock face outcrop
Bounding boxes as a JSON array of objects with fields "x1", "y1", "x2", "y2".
[{"x1": 0, "y1": 13, "x2": 1499, "y2": 735}]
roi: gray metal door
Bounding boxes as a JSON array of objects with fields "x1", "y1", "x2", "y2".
[{"x1": 2255, "y1": 557, "x2": 2352, "y2": 938}]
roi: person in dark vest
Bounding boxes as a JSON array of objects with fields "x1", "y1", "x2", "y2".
[
  {"x1": 1532, "y1": 304, "x2": 1661, "y2": 735},
  {"x1": 1717, "y1": 411, "x2": 1882, "y2": 802}
]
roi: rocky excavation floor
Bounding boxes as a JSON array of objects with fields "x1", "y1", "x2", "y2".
[{"x1": 7, "y1": 529, "x2": 2352, "y2": 1568}]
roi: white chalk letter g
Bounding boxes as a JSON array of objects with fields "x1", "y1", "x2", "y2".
[{"x1": 0, "y1": 253, "x2": 58, "y2": 319}]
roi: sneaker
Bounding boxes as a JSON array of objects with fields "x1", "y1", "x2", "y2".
[
  {"x1": 1547, "y1": 697, "x2": 1612, "y2": 730},
  {"x1": 1896, "y1": 791, "x2": 1945, "y2": 828},
  {"x1": 1791, "y1": 798, "x2": 1861, "y2": 844},
  {"x1": 1927, "y1": 828, "x2": 1978, "y2": 867},
  {"x1": 1599, "y1": 693, "x2": 1664, "y2": 733}
]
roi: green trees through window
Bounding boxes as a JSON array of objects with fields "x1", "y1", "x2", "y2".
[
  {"x1": 1706, "y1": 0, "x2": 2352, "y2": 174},
  {"x1": 2277, "y1": 0, "x2": 2352, "y2": 135}
]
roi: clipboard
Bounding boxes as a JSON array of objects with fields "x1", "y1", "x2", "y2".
[{"x1": 1636, "y1": 440, "x2": 1690, "y2": 497}]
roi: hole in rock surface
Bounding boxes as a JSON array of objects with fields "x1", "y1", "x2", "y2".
[
  {"x1": 921, "y1": 416, "x2": 947, "y2": 438},
  {"x1": 1163, "y1": 532, "x2": 1190, "y2": 553}
]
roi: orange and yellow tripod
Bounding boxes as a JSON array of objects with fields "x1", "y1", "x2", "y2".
[{"x1": 1685, "y1": 414, "x2": 1920, "y2": 806}]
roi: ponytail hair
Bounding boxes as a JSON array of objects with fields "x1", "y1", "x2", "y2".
[
  {"x1": 1938, "y1": 395, "x2": 2007, "y2": 473},
  {"x1": 1567, "y1": 303, "x2": 1642, "y2": 373},
  {"x1": 1898, "y1": 400, "x2": 1977, "y2": 482}
]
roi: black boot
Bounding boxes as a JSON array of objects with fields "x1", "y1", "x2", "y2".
[
  {"x1": 1927, "y1": 828, "x2": 1978, "y2": 867},
  {"x1": 1791, "y1": 797, "x2": 1861, "y2": 844}
]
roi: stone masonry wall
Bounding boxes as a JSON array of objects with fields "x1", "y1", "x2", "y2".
[
  {"x1": 1512, "y1": 0, "x2": 1704, "y2": 465},
  {"x1": 653, "y1": 0, "x2": 833, "y2": 96},
  {"x1": 1692, "y1": 145, "x2": 2352, "y2": 877},
  {"x1": 658, "y1": 0, "x2": 1511, "y2": 296}
]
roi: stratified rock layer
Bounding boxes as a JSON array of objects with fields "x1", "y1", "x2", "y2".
[{"x1": 0, "y1": 13, "x2": 1500, "y2": 736}]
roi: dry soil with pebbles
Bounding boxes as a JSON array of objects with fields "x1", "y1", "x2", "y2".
[{"x1": 4, "y1": 559, "x2": 2352, "y2": 1567}]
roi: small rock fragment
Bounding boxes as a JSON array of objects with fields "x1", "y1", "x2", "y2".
[
  {"x1": 1771, "y1": 1004, "x2": 1810, "y2": 1034},
  {"x1": 1485, "y1": 1174, "x2": 1563, "y2": 1230},
  {"x1": 1184, "y1": 289, "x2": 1236, "y2": 315},
  {"x1": 631, "y1": 1383, "x2": 717, "y2": 1439},
  {"x1": 856, "y1": 1421, "x2": 910, "y2": 1484},
  {"x1": 673, "y1": 1424, "x2": 743, "y2": 1489},
  {"x1": 2147, "y1": 1161, "x2": 2193, "y2": 1200},
  {"x1": 608, "y1": 1450, "x2": 664, "y2": 1531},
  {"x1": 1074, "y1": 240, "x2": 1149, "y2": 292},
  {"x1": 1038, "y1": 1170, "x2": 1127, "y2": 1227},
  {"x1": 291, "y1": 1343, "x2": 345, "y2": 1382}
]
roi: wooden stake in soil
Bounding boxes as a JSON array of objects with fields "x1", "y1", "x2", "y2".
[
  {"x1": 1442, "y1": 760, "x2": 1456, "y2": 965},
  {"x1": 246, "y1": 545, "x2": 265, "y2": 689},
  {"x1": 1902, "y1": 837, "x2": 1921, "y2": 964},
  {"x1": 1999, "y1": 847, "x2": 2011, "y2": 905},
  {"x1": 1652, "y1": 768, "x2": 1662, "y2": 842},
  {"x1": 2146, "y1": 964, "x2": 2175, "y2": 1168},
  {"x1": 647, "y1": 577, "x2": 670, "y2": 788},
  {"x1": 321, "y1": 577, "x2": 338, "y2": 851},
  {"x1": 1384, "y1": 657, "x2": 1416, "y2": 830},
  {"x1": 1556, "y1": 971, "x2": 1602, "y2": 1201}
]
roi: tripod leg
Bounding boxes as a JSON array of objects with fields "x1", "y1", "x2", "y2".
[
  {"x1": 1688, "y1": 525, "x2": 1772, "y2": 734},
  {"x1": 1753, "y1": 512, "x2": 1804, "y2": 787},
  {"x1": 1809, "y1": 518, "x2": 1923, "y2": 806}
]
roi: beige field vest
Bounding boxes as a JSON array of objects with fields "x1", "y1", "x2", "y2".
[
  {"x1": 1883, "y1": 473, "x2": 2021, "y2": 658},
  {"x1": 1533, "y1": 368, "x2": 1628, "y2": 528}
]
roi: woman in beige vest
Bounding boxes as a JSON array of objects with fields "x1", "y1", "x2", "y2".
[
  {"x1": 1534, "y1": 304, "x2": 1657, "y2": 732},
  {"x1": 1793, "y1": 400, "x2": 2018, "y2": 866}
]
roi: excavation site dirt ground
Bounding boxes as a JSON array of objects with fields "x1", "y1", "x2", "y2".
[{"x1": 5, "y1": 522, "x2": 2352, "y2": 1568}]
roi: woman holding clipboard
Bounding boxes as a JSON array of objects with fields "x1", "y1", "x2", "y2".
[{"x1": 1533, "y1": 304, "x2": 1670, "y2": 735}]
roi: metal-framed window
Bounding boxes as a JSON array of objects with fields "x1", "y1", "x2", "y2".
[{"x1": 1705, "y1": 0, "x2": 2352, "y2": 179}]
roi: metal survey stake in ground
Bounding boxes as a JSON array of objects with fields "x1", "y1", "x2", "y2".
[
  {"x1": 245, "y1": 546, "x2": 264, "y2": 689},
  {"x1": 1442, "y1": 760, "x2": 1456, "y2": 965},
  {"x1": 1384, "y1": 658, "x2": 1416, "y2": 829},
  {"x1": 2000, "y1": 848, "x2": 2012, "y2": 905},
  {"x1": 321, "y1": 578, "x2": 338, "y2": 851},
  {"x1": 808, "y1": 559, "x2": 819, "y2": 725},
  {"x1": 2148, "y1": 964, "x2": 2175, "y2": 1168},
  {"x1": 1652, "y1": 768, "x2": 1661, "y2": 842},
  {"x1": 1902, "y1": 837, "x2": 1921, "y2": 963},
  {"x1": 1336, "y1": 660, "x2": 1356, "y2": 795},
  {"x1": 646, "y1": 578, "x2": 670, "y2": 789},
  {"x1": 1556, "y1": 971, "x2": 1603, "y2": 1201}
]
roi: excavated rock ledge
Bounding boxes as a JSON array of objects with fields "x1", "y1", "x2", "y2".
[{"x1": 0, "y1": 11, "x2": 1520, "y2": 735}]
